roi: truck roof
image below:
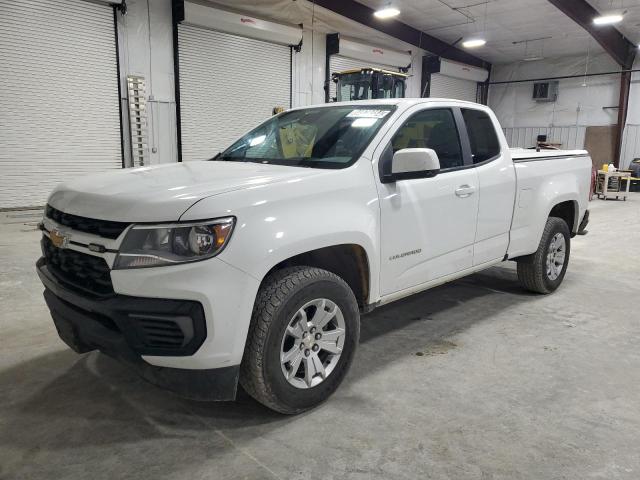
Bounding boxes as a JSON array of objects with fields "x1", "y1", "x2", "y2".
[{"x1": 291, "y1": 98, "x2": 485, "y2": 110}]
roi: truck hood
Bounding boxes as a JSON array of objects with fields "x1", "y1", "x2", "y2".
[{"x1": 48, "y1": 161, "x2": 321, "y2": 222}]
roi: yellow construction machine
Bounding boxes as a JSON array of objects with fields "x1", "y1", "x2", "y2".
[{"x1": 331, "y1": 68, "x2": 408, "y2": 102}]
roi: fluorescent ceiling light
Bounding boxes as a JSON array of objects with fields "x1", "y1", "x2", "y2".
[
  {"x1": 374, "y1": 7, "x2": 400, "y2": 19},
  {"x1": 593, "y1": 14, "x2": 623, "y2": 25},
  {"x1": 462, "y1": 39, "x2": 486, "y2": 48},
  {"x1": 523, "y1": 56, "x2": 544, "y2": 61}
]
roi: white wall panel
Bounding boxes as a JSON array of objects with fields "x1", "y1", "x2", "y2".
[
  {"x1": 116, "y1": 0, "x2": 177, "y2": 167},
  {"x1": 1, "y1": 0, "x2": 121, "y2": 209},
  {"x1": 620, "y1": 124, "x2": 640, "y2": 170},
  {"x1": 625, "y1": 57, "x2": 640, "y2": 126},
  {"x1": 405, "y1": 50, "x2": 423, "y2": 99},
  {"x1": 489, "y1": 53, "x2": 620, "y2": 129},
  {"x1": 621, "y1": 57, "x2": 640, "y2": 170},
  {"x1": 292, "y1": 29, "x2": 326, "y2": 108},
  {"x1": 178, "y1": 25, "x2": 291, "y2": 161},
  {"x1": 503, "y1": 126, "x2": 586, "y2": 150}
]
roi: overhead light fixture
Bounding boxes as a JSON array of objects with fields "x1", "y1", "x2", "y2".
[
  {"x1": 521, "y1": 38, "x2": 545, "y2": 62},
  {"x1": 462, "y1": 38, "x2": 486, "y2": 48},
  {"x1": 374, "y1": 7, "x2": 400, "y2": 19},
  {"x1": 593, "y1": 13, "x2": 624, "y2": 25}
]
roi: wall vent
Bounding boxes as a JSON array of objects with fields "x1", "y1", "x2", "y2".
[{"x1": 532, "y1": 81, "x2": 558, "y2": 102}]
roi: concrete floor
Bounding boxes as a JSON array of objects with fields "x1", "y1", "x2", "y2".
[{"x1": 1, "y1": 195, "x2": 639, "y2": 480}]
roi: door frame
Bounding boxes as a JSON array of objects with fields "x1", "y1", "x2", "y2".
[
  {"x1": 371, "y1": 103, "x2": 477, "y2": 175},
  {"x1": 371, "y1": 102, "x2": 481, "y2": 296}
]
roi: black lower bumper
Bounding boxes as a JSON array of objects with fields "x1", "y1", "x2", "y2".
[{"x1": 36, "y1": 258, "x2": 239, "y2": 401}]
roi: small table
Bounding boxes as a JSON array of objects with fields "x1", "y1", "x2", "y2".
[{"x1": 596, "y1": 170, "x2": 631, "y2": 200}]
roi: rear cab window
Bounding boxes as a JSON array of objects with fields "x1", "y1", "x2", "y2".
[{"x1": 461, "y1": 108, "x2": 501, "y2": 163}]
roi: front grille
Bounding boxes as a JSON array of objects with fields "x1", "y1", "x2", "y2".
[
  {"x1": 46, "y1": 205, "x2": 130, "y2": 239},
  {"x1": 42, "y1": 236, "x2": 114, "y2": 296}
]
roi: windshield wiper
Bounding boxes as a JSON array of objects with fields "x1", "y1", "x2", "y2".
[
  {"x1": 210, "y1": 156, "x2": 334, "y2": 168},
  {"x1": 212, "y1": 155, "x2": 247, "y2": 162}
]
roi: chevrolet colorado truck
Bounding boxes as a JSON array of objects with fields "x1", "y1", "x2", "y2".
[{"x1": 37, "y1": 99, "x2": 591, "y2": 414}]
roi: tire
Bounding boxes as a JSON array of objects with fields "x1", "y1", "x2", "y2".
[
  {"x1": 517, "y1": 216, "x2": 571, "y2": 294},
  {"x1": 240, "y1": 266, "x2": 360, "y2": 414}
]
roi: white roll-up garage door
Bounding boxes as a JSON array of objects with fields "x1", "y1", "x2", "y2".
[
  {"x1": 429, "y1": 73, "x2": 478, "y2": 102},
  {"x1": 329, "y1": 55, "x2": 398, "y2": 102},
  {"x1": 178, "y1": 25, "x2": 291, "y2": 161},
  {"x1": 0, "y1": 0, "x2": 122, "y2": 209}
]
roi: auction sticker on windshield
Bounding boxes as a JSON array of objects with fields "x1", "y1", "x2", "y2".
[{"x1": 347, "y1": 109, "x2": 391, "y2": 118}]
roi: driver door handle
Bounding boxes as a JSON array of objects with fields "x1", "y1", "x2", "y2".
[{"x1": 455, "y1": 185, "x2": 476, "y2": 198}]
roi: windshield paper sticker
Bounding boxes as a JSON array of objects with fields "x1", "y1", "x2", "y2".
[{"x1": 347, "y1": 109, "x2": 390, "y2": 119}]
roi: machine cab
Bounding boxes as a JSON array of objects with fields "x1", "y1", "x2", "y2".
[{"x1": 331, "y1": 68, "x2": 407, "y2": 102}]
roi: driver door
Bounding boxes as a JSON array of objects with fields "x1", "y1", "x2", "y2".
[{"x1": 376, "y1": 106, "x2": 479, "y2": 296}]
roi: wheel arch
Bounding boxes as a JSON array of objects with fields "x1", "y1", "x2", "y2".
[
  {"x1": 259, "y1": 244, "x2": 372, "y2": 309},
  {"x1": 548, "y1": 199, "x2": 579, "y2": 236}
]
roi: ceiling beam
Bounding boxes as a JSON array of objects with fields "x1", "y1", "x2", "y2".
[
  {"x1": 312, "y1": 0, "x2": 490, "y2": 70},
  {"x1": 613, "y1": 71, "x2": 631, "y2": 167},
  {"x1": 547, "y1": 0, "x2": 636, "y2": 69}
]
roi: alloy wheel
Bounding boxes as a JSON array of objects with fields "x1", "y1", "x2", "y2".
[
  {"x1": 546, "y1": 232, "x2": 566, "y2": 281},
  {"x1": 280, "y1": 298, "x2": 346, "y2": 389}
]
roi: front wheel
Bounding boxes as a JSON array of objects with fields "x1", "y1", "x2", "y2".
[
  {"x1": 517, "y1": 217, "x2": 571, "y2": 294},
  {"x1": 240, "y1": 266, "x2": 360, "y2": 414}
]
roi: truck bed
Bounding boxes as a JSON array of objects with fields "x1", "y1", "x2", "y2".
[
  {"x1": 509, "y1": 148, "x2": 590, "y2": 162},
  {"x1": 507, "y1": 147, "x2": 592, "y2": 259}
]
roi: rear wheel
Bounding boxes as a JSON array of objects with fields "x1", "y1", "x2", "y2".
[
  {"x1": 240, "y1": 266, "x2": 360, "y2": 414},
  {"x1": 517, "y1": 217, "x2": 571, "y2": 294}
]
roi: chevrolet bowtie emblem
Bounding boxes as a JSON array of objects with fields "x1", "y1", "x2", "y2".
[{"x1": 50, "y1": 229, "x2": 70, "y2": 249}]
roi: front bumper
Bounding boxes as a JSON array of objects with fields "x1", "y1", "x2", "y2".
[{"x1": 37, "y1": 258, "x2": 239, "y2": 401}]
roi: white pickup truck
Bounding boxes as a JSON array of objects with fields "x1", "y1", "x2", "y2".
[{"x1": 37, "y1": 99, "x2": 591, "y2": 413}]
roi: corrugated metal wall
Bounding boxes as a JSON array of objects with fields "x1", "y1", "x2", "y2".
[
  {"x1": 504, "y1": 124, "x2": 640, "y2": 168},
  {"x1": 178, "y1": 25, "x2": 291, "y2": 161},
  {"x1": 0, "y1": 0, "x2": 122, "y2": 209},
  {"x1": 620, "y1": 124, "x2": 640, "y2": 169},
  {"x1": 502, "y1": 126, "x2": 586, "y2": 150},
  {"x1": 429, "y1": 74, "x2": 477, "y2": 102}
]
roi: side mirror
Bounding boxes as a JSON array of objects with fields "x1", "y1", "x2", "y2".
[{"x1": 387, "y1": 148, "x2": 440, "y2": 182}]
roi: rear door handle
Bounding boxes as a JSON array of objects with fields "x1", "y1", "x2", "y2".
[{"x1": 455, "y1": 185, "x2": 476, "y2": 198}]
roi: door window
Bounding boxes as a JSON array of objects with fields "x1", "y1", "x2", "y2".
[
  {"x1": 391, "y1": 108, "x2": 463, "y2": 169},
  {"x1": 377, "y1": 74, "x2": 394, "y2": 98},
  {"x1": 461, "y1": 108, "x2": 501, "y2": 163},
  {"x1": 393, "y1": 78, "x2": 405, "y2": 98}
]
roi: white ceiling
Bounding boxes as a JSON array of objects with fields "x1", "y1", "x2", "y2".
[
  {"x1": 587, "y1": 0, "x2": 640, "y2": 45},
  {"x1": 357, "y1": 0, "x2": 640, "y2": 64}
]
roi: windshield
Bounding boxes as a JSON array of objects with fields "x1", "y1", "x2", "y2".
[
  {"x1": 337, "y1": 73, "x2": 373, "y2": 101},
  {"x1": 214, "y1": 105, "x2": 395, "y2": 169}
]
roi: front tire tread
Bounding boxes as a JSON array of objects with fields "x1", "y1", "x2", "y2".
[{"x1": 240, "y1": 266, "x2": 355, "y2": 414}]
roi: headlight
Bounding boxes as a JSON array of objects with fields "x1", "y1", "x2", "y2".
[{"x1": 114, "y1": 217, "x2": 235, "y2": 269}]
